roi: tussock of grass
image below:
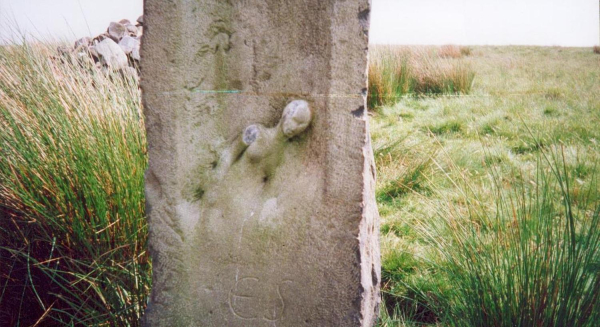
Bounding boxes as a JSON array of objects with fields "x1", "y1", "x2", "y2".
[
  {"x1": 368, "y1": 47, "x2": 414, "y2": 108},
  {"x1": 438, "y1": 45, "x2": 461, "y2": 59},
  {"x1": 423, "y1": 148, "x2": 600, "y2": 326},
  {"x1": 0, "y1": 43, "x2": 148, "y2": 325},
  {"x1": 459, "y1": 46, "x2": 472, "y2": 57},
  {"x1": 593, "y1": 46, "x2": 600, "y2": 54},
  {"x1": 368, "y1": 46, "x2": 475, "y2": 109},
  {"x1": 426, "y1": 120, "x2": 464, "y2": 135},
  {"x1": 412, "y1": 58, "x2": 475, "y2": 95},
  {"x1": 379, "y1": 296, "x2": 432, "y2": 327},
  {"x1": 438, "y1": 45, "x2": 472, "y2": 58}
]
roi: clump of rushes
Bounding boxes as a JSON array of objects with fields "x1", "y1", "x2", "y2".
[
  {"x1": 368, "y1": 46, "x2": 475, "y2": 110},
  {"x1": 459, "y1": 46, "x2": 472, "y2": 57},
  {"x1": 368, "y1": 46, "x2": 414, "y2": 109},
  {"x1": 410, "y1": 54, "x2": 475, "y2": 96},
  {"x1": 0, "y1": 42, "x2": 148, "y2": 325},
  {"x1": 422, "y1": 147, "x2": 600, "y2": 327},
  {"x1": 438, "y1": 45, "x2": 461, "y2": 59}
]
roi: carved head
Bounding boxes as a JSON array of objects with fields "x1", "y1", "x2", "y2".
[{"x1": 281, "y1": 100, "x2": 312, "y2": 138}]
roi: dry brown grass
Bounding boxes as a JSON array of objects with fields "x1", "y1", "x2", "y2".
[
  {"x1": 594, "y1": 46, "x2": 600, "y2": 54},
  {"x1": 438, "y1": 45, "x2": 472, "y2": 58},
  {"x1": 410, "y1": 56, "x2": 475, "y2": 95},
  {"x1": 438, "y1": 45, "x2": 462, "y2": 58}
]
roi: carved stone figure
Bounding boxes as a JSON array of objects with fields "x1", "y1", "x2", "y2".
[
  {"x1": 142, "y1": 1, "x2": 380, "y2": 326},
  {"x1": 216, "y1": 99, "x2": 312, "y2": 180}
]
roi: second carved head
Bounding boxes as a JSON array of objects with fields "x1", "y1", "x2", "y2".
[{"x1": 280, "y1": 100, "x2": 312, "y2": 138}]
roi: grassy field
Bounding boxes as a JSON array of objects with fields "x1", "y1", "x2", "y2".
[
  {"x1": 0, "y1": 42, "x2": 598, "y2": 325},
  {"x1": 373, "y1": 46, "x2": 600, "y2": 325}
]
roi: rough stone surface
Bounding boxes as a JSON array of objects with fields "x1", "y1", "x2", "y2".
[
  {"x1": 131, "y1": 43, "x2": 141, "y2": 61},
  {"x1": 141, "y1": 1, "x2": 379, "y2": 326},
  {"x1": 119, "y1": 36, "x2": 140, "y2": 55},
  {"x1": 94, "y1": 38, "x2": 128, "y2": 69},
  {"x1": 74, "y1": 37, "x2": 91, "y2": 48},
  {"x1": 107, "y1": 22, "x2": 127, "y2": 42},
  {"x1": 92, "y1": 33, "x2": 109, "y2": 44},
  {"x1": 126, "y1": 24, "x2": 139, "y2": 35}
]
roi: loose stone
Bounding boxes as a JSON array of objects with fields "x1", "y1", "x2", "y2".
[
  {"x1": 107, "y1": 22, "x2": 127, "y2": 42},
  {"x1": 94, "y1": 38, "x2": 128, "y2": 69}
]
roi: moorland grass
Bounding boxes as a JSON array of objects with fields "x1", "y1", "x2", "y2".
[
  {"x1": 0, "y1": 40, "x2": 598, "y2": 327},
  {"x1": 373, "y1": 46, "x2": 600, "y2": 326},
  {"x1": 429, "y1": 149, "x2": 600, "y2": 327},
  {"x1": 0, "y1": 43, "x2": 148, "y2": 325}
]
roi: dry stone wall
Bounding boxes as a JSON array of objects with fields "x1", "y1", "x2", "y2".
[{"x1": 60, "y1": 16, "x2": 143, "y2": 77}]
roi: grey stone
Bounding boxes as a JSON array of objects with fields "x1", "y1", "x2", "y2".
[
  {"x1": 88, "y1": 45, "x2": 99, "y2": 59},
  {"x1": 119, "y1": 19, "x2": 131, "y2": 25},
  {"x1": 136, "y1": 15, "x2": 143, "y2": 25},
  {"x1": 107, "y1": 22, "x2": 127, "y2": 42},
  {"x1": 92, "y1": 33, "x2": 109, "y2": 44},
  {"x1": 141, "y1": 1, "x2": 380, "y2": 326},
  {"x1": 126, "y1": 24, "x2": 138, "y2": 35},
  {"x1": 94, "y1": 38, "x2": 128, "y2": 69},
  {"x1": 56, "y1": 45, "x2": 70, "y2": 56},
  {"x1": 119, "y1": 36, "x2": 140, "y2": 55},
  {"x1": 74, "y1": 37, "x2": 91, "y2": 49},
  {"x1": 131, "y1": 43, "x2": 140, "y2": 61}
]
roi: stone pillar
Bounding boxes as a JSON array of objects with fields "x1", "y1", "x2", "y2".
[{"x1": 141, "y1": 1, "x2": 379, "y2": 326}]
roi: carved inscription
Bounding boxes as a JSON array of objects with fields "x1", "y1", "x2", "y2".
[{"x1": 228, "y1": 277, "x2": 293, "y2": 321}]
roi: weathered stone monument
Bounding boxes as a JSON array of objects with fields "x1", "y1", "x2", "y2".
[{"x1": 141, "y1": 1, "x2": 380, "y2": 325}]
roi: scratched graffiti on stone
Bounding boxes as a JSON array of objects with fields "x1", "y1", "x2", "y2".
[{"x1": 228, "y1": 277, "x2": 293, "y2": 321}]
